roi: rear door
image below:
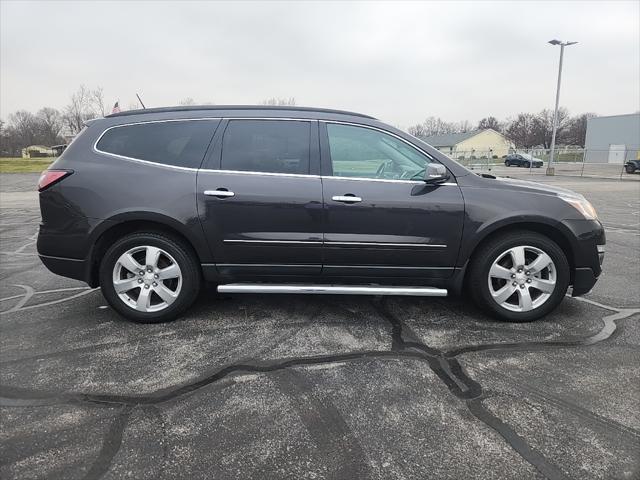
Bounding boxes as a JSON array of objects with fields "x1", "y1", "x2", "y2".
[
  {"x1": 320, "y1": 122, "x2": 465, "y2": 279},
  {"x1": 197, "y1": 119, "x2": 323, "y2": 277}
]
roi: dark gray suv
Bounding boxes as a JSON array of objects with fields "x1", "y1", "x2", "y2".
[{"x1": 37, "y1": 106, "x2": 605, "y2": 323}]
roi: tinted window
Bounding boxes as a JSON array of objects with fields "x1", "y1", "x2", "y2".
[
  {"x1": 96, "y1": 120, "x2": 218, "y2": 168},
  {"x1": 221, "y1": 120, "x2": 310, "y2": 174},
  {"x1": 327, "y1": 123, "x2": 431, "y2": 180}
]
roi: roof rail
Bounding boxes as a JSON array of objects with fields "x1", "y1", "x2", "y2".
[{"x1": 106, "y1": 105, "x2": 376, "y2": 120}]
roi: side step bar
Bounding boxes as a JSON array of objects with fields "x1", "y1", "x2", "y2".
[{"x1": 217, "y1": 284, "x2": 448, "y2": 297}]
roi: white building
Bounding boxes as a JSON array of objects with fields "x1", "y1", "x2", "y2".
[
  {"x1": 584, "y1": 113, "x2": 640, "y2": 163},
  {"x1": 420, "y1": 129, "x2": 513, "y2": 158}
]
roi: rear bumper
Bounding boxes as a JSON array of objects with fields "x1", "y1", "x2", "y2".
[{"x1": 39, "y1": 254, "x2": 88, "y2": 284}]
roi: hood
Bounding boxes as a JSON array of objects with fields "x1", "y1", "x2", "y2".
[{"x1": 491, "y1": 176, "x2": 583, "y2": 198}]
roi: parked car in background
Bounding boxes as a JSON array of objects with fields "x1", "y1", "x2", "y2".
[
  {"x1": 37, "y1": 105, "x2": 605, "y2": 324},
  {"x1": 624, "y1": 159, "x2": 640, "y2": 174},
  {"x1": 505, "y1": 153, "x2": 544, "y2": 168}
]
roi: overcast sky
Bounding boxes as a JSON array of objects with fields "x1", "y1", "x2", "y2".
[{"x1": 1, "y1": 0, "x2": 638, "y2": 127}]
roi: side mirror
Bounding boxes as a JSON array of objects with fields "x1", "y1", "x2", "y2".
[{"x1": 424, "y1": 163, "x2": 449, "y2": 184}]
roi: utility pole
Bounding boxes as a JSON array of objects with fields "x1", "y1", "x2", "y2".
[{"x1": 546, "y1": 39, "x2": 577, "y2": 176}]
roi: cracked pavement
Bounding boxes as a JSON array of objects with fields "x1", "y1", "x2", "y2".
[{"x1": 1, "y1": 173, "x2": 639, "y2": 479}]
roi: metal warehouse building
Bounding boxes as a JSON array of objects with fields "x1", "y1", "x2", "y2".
[{"x1": 584, "y1": 113, "x2": 640, "y2": 163}]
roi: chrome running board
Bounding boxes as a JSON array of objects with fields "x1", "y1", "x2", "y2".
[{"x1": 217, "y1": 284, "x2": 448, "y2": 297}]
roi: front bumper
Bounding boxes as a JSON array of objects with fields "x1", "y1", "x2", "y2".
[
  {"x1": 561, "y1": 219, "x2": 605, "y2": 297},
  {"x1": 571, "y1": 267, "x2": 599, "y2": 296}
]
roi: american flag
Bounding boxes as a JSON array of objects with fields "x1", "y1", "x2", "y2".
[{"x1": 111, "y1": 101, "x2": 121, "y2": 114}]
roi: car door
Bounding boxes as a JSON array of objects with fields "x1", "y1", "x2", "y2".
[
  {"x1": 320, "y1": 121, "x2": 464, "y2": 279},
  {"x1": 197, "y1": 118, "x2": 323, "y2": 277}
]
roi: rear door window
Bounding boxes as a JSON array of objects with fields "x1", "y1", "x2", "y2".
[
  {"x1": 96, "y1": 120, "x2": 219, "y2": 168},
  {"x1": 221, "y1": 120, "x2": 310, "y2": 174}
]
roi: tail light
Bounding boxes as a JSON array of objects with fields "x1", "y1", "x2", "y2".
[{"x1": 37, "y1": 170, "x2": 73, "y2": 192}]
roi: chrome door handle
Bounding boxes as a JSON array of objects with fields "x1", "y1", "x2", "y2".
[
  {"x1": 332, "y1": 194, "x2": 362, "y2": 203},
  {"x1": 204, "y1": 189, "x2": 235, "y2": 198}
]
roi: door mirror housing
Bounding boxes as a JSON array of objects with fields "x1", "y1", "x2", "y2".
[{"x1": 424, "y1": 163, "x2": 449, "y2": 184}]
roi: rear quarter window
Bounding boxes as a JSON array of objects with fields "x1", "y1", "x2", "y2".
[{"x1": 96, "y1": 120, "x2": 219, "y2": 168}]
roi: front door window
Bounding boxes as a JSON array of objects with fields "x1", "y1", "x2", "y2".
[{"x1": 326, "y1": 123, "x2": 432, "y2": 180}]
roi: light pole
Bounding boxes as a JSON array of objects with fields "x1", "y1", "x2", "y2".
[{"x1": 546, "y1": 39, "x2": 577, "y2": 176}]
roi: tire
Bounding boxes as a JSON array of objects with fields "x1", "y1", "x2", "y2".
[
  {"x1": 524, "y1": 162, "x2": 531, "y2": 168},
  {"x1": 505, "y1": 161, "x2": 511, "y2": 167},
  {"x1": 626, "y1": 164, "x2": 636, "y2": 174},
  {"x1": 99, "y1": 232, "x2": 201, "y2": 323},
  {"x1": 467, "y1": 231, "x2": 570, "y2": 322}
]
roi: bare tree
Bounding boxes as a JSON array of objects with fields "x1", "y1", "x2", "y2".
[
  {"x1": 91, "y1": 87, "x2": 106, "y2": 117},
  {"x1": 407, "y1": 124, "x2": 428, "y2": 137},
  {"x1": 1, "y1": 109, "x2": 65, "y2": 154},
  {"x1": 63, "y1": 85, "x2": 104, "y2": 134},
  {"x1": 477, "y1": 116, "x2": 501, "y2": 131},
  {"x1": 504, "y1": 113, "x2": 539, "y2": 148},
  {"x1": 424, "y1": 117, "x2": 452, "y2": 135},
  {"x1": 64, "y1": 86, "x2": 90, "y2": 134},
  {"x1": 36, "y1": 108, "x2": 64, "y2": 145},
  {"x1": 410, "y1": 116, "x2": 473, "y2": 137},
  {"x1": 179, "y1": 97, "x2": 196, "y2": 106},
  {"x1": 8, "y1": 111, "x2": 38, "y2": 147},
  {"x1": 0, "y1": 119, "x2": 21, "y2": 156},
  {"x1": 532, "y1": 108, "x2": 571, "y2": 148},
  {"x1": 563, "y1": 112, "x2": 597, "y2": 147},
  {"x1": 455, "y1": 120, "x2": 472, "y2": 133},
  {"x1": 261, "y1": 97, "x2": 296, "y2": 106}
]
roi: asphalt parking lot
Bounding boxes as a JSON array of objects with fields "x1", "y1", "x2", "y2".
[{"x1": 1, "y1": 172, "x2": 639, "y2": 480}]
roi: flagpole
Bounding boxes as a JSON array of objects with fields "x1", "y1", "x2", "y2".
[{"x1": 136, "y1": 93, "x2": 146, "y2": 109}]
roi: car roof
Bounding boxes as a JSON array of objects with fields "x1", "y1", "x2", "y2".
[{"x1": 106, "y1": 105, "x2": 377, "y2": 120}]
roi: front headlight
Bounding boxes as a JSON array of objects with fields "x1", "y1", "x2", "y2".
[{"x1": 559, "y1": 194, "x2": 598, "y2": 220}]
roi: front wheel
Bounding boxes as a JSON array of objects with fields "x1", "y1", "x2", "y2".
[
  {"x1": 99, "y1": 232, "x2": 201, "y2": 323},
  {"x1": 524, "y1": 162, "x2": 531, "y2": 168},
  {"x1": 626, "y1": 164, "x2": 637, "y2": 174},
  {"x1": 505, "y1": 161, "x2": 511, "y2": 167},
  {"x1": 467, "y1": 231, "x2": 570, "y2": 322}
]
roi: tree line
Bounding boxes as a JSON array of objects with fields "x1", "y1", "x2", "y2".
[
  {"x1": 0, "y1": 85, "x2": 107, "y2": 156},
  {"x1": 407, "y1": 109, "x2": 597, "y2": 148},
  {"x1": 0, "y1": 90, "x2": 298, "y2": 157},
  {"x1": 1, "y1": 88, "x2": 594, "y2": 157}
]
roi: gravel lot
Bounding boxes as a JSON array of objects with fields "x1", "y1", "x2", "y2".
[{"x1": 1, "y1": 172, "x2": 639, "y2": 480}]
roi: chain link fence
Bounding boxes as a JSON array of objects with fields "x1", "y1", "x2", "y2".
[{"x1": 447, "y1": 148, "x2": 639, "y2": 180}]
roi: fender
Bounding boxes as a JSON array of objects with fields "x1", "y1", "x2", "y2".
[
  {"x1": 87, "y1": 209, "x2": 214, "y2": 263},
  {"x1": 458, "y1": 212, "x2": 579, "y2": 268}
]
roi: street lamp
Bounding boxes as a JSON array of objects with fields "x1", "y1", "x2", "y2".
[{"x1": 546, "y1": 39, "x2": 578, "y2": 176}]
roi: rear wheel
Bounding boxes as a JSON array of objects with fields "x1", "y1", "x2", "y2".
[
  {"x1": 467, "y1": 231, "x2": 570, "y2": 322},
  {"x1": 524, "y1": 162, "x2": 531, "y2": 168},
  {"x1": 505, "y1": 160, "x2": 511, "y2": 167},
  {"x1": 626, "y1": 164, "x2": 637, "y2": 174},
  {"x1": 99, "y1": 232, "x2": 201, "y2": 323}
]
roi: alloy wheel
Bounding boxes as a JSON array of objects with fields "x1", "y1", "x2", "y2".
[
  {"x1": 112, "y1": 245, "x2": 182, "y2": 312},
  {"x1": 487, "y1": 245, "x2": 557, "y2": 313}
]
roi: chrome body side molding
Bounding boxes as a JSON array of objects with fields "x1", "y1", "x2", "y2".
[{"x1": 217, "y1": 284, "x2": 448, "y2": 296}]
